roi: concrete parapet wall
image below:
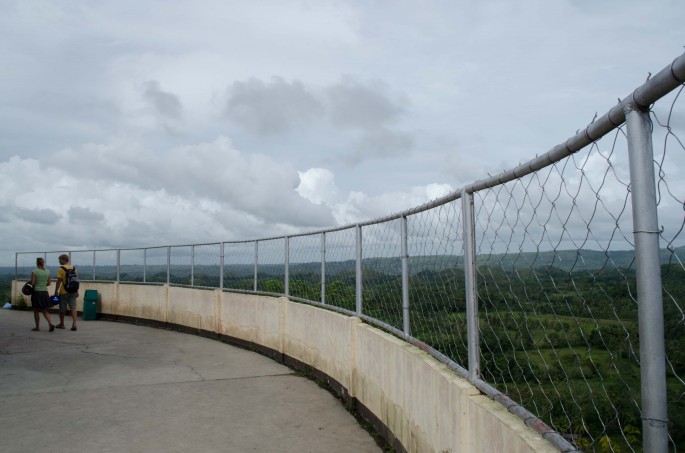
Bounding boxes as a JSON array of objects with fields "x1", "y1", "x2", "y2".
[
  {"x1": 218, "y1": 291, "x2": 283, "y2": 352},
  {"x1": 118, "y1": 283, "x2": 167, "y2": 322},
  {"x1": 15, "y1": 281, "x2": 557, "y2": 453},
  {"x1": 167, "y1": 286, "x2": 218, "y2": 332},
  {"x1": 282, "y1": 301, "x2": 358, "y2": 393}
]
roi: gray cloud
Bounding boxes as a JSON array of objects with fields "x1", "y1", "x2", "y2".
[
  {"x1": 14, "y1": 207, "x2": 61, "y2": 225},
  {"x1": 353, "y1": 127, "x2": 413, "y2": 161},
  {"x1": 325, "y1": 77, "x2": 406, "y2": 130},
  {"x1": 44, "y1": 137, "x2": 335, "y2": 229},
  {"x1": 224, "y1": 76, "x2": 414, "y2": 164},
  {"x1": 68, "y1": 206, "x2": 105, "y2": 224},
  {"x1": 0, "y1": 0, "x2": 683, "y2": 266},
  {"x1": 225, "y1": 77, "x2": 323, "y2": 135},
  {"x1": 143, "y1": 80, "x2": 182, "y2": 119}
]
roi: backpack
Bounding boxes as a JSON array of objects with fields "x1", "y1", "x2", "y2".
[{"x1": 61, "y1": 266, "x2": 80, "y2": 293}]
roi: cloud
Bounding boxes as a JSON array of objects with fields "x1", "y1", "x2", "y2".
[
  {"x1": 14, "y1": 207, "x2": 61, "y2": 225},
  {"x1": 325, "y1": 77, "x2": 406, "y2": 130},
  {"x1": 68, "y1": 206, "x2": 105, "y2": 225},
  {"x1": 224, "y1": 77, "x2": 323, "y2": 135},
  {"x1": 223, "y1": 75, "x2": 414, "y2": 164},
  {"x1": 42, "y1": 137, "x2": 336, "y2": 228},
  {"x1": 297, "y1": 168, "x2": 339, "y2": 205},
  {"x1": 143, "y1": 80, "x2": 182, "y2": 119},
  {"x1": 1, "y1": 0, "x2": 684, "y2": 267},
  {"x1": 331, "y1": 183, "x2": 455, "y2": 226},
  {"x1": 348, "y1": 127, "x2": 414, "y2": 164}
]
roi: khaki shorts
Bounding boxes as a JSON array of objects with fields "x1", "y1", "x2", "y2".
[{"x1": 59, "y1": 293, "x2": 77, "y2": 312}]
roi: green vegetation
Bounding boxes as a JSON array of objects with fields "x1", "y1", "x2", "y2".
[
  {"x1": 255, "y1": 261, "x2": 685, "y2": 451},
  {"x1": 4, "y1": 253, "x2": 684, "y2": 451}
]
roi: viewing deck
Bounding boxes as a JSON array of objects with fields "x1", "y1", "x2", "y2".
[{"x1": 0, "y1": 309, "x2": 381, "y2": 453}]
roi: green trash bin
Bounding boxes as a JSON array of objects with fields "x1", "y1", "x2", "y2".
[{"x1": 83, "y1": 289, "x2": 98, "y2": 321}]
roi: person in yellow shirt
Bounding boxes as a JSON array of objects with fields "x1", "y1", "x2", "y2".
[{"x1": 54, "y1": 254, "x2": 78, "y2": 331}]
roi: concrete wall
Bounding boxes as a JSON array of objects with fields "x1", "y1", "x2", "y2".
[{"x1": 12, "y1": 280, "x2": 558, "y2": 452}]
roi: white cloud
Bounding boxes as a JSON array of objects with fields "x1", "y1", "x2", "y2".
[
  {"x1": 297, "y1": 168, "x2": 339, "y2": 205},
  {"x1": 0, "y1": 0, "x2": 684, "y2": 266}
]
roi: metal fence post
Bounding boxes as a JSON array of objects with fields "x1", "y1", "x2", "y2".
[
  {"x1": 626, "y1": 104, "x2": 669, "y2": 452},
  {"x1": 116, "y1": 249, "x2": 120, "y2": 282},
  {"x1": 254, "y1": 241, "x2": 258, "y2": 292},
  {"x1": 166, "y1": 246, "x2": 171, "y2": 284},
  {"x1": 462, "y1": 189, "x2": 480, "y2": 381},
  {"x1": 14, "y1": 253, "x2": 18, "y2": 282},
  {"x1": 401, "y1": 216, "x2": 410, "y2": 336},
  {"x1": 356, "y1": 225, "x2": 363, "y2": 315},
  {"x1": 191, "y1": 245, "x2": 195, "y2": 287},
  {"x1": 321, "y1": 232, "x2": 326, "y2": 304},
  {"x1": 143, "y1": 248, "x2": 147, "y2": 283},
  {"x1": 285, "y1": 236, "x2": 290, "y2": 296},
  {"x1": 220, "y1": 242, "x2": 225, "y2": 290},
  {"x1": 92, "y1": 250, "x2": 96, "y2": 281}
]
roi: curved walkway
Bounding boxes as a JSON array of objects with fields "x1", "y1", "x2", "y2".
[{"x1": 0, "y1": 309, "x2": 381, "y2": 453}]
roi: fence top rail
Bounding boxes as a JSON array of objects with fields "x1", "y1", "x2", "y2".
[
  {"x1": 465, "y1": 51, "x2": 685, "y2": 194},
  {"x1": 14, "y1": 52, "x2": 685, "y2": 257}
]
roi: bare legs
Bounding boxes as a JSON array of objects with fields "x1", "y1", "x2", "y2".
[
  {"x1": 32, "y1": 309, "x2": 54, "y2": 331},
  {"x1": 58, "y1": 309, "x2": 77, "y2": 330}
]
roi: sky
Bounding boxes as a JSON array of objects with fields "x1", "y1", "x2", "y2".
[{"x1": 1, "y1": 0, "x2": 684, "y2": 266}]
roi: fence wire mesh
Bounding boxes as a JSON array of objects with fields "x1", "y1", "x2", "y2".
[
  {"x1": 118, "y1": 249, "x2": 144, "y2": 283},
  {"x1": 652, "y1": 84, "x2": 685, "y2": 452},
  {"x1": 169, "y1": 245, "x2": 192, "y2": 286},
  {"x1": 256, "y1": 238, "x2": 285, "y2": 293},
  {"x1": 223, "y1": 242, "x2": 255, "y2": 291},
  {"x1": 193, "y1": 243, "x2": 222, "y2": 288},
  {"x1": 407, "y1": 200, "x2": 469, "y2": 368},
  {"x1": 145, "y1": 247, "x2": 168, "y2": 284},
  {"x1": 93, "y1": 250, "x2": 118, "y2": 281},
  {"x1": 361, "y1": 220, "x2": 403, "y2": 330},
  {"x1": 71, "y1": 251, "x2": 94, "y2": 281},
  {"x1": 288, "y1": 234, "x2": 322, "y2": 302},
  {"x1": 324, "y1": 228, "x2": 356, "y2": 312},
  {"x1": 12, "y1": 55, "x2": 685, "y2": 453}
]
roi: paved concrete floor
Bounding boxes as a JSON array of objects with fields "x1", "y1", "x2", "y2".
[{"x1": 0, "y1": 309, "x2": 381, "y2": 453}]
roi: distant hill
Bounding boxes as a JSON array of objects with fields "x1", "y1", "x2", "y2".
[{"x1": 2, "y1": 246, "x2": 683, "y2": 279}]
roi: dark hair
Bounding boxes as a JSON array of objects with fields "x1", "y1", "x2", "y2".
[
  {"x1": 36, "y1": 257, "x2": 44, "y2": 266},
  {"x1": 59, "y1": 254, "x2": 69, "y2": 263}
]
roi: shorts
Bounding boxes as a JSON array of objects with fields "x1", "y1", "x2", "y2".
[{"x1": 59, "y1": 293, "x2": 77, "y2": 312}]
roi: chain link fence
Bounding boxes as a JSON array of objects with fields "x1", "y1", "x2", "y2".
[{"x1": 14, "y1": 53, "x2": 685, "y2": 452}]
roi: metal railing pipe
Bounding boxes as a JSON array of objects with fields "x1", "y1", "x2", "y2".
[
  {"x1": 626, "y1": 104, "x2": 669, "y2": 452},
  {"x1": 355, "y1": 225, "x2": 362, "y2": 315},
  {"x1": 284, "y1": 236, "x2": 290, "y2": 296},
  {"x1": 321, "y1": 232, "x2": 326, "y2": 304},
  {"x1": 253, "y1": 241, "x2": 258, "y2": 292},
  {"x1": 462, "y1": 189, "x2": 480, "y2": 381},
  {"x1": 467, "y1": 52, "x2": 685, "y2": 195},
  {"x1": 191, "y1": 245, "x2": 195, "y2": 287},
  {"x1": 220, "y1": 242, "x2": 224, "y2": 290},
  {"x1": 400, "y1": 216, "x2": 410, "y2": 335}
]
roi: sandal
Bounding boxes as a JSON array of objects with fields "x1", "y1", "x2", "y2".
[
  {"x1": 71, "y1": 326, "x2": 77, "y2": 331},
  {"x1": 31, "y1": 327, "x2": 39, "y2": 331},
  {"x1": 55, "y1": 324, "x2": 65, "y2": 329},
  {"x1": 49, "y1": 325, "x2": 55, "y2": 332}
]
